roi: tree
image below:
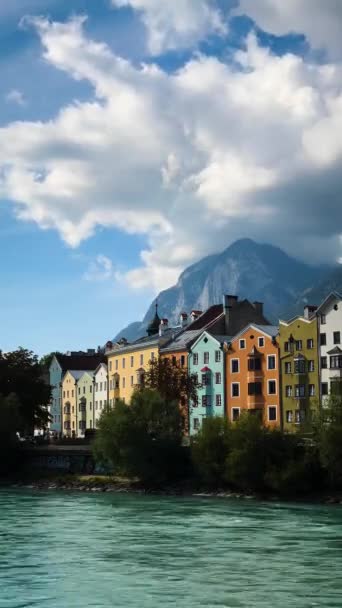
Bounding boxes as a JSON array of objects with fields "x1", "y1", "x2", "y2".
[
  {"x1": 191, "y1": 417, "x2": 231, "y2": 487},
  {"x1": 316, "y1": 394, "x2": 342, "y2": 488},
  {"x1": 93, "y1": 389, "x2": 187, "y2": 486},
  {"x1": 141, "y1": 357, "x2": 200, "y2": 430},
  {"x1": 0, "y1": 394, "x2": 21, "y2": 475},
  {"x1": 39, "y1": 351, "x2": 63, "y2": 370},
  {"x1": 0, "y1": 348, "x2": 51, "y2": 433}
]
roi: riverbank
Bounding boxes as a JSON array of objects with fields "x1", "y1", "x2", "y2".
[{"x1": 2, "y1": 473, "x2": 342, "y2": 505}]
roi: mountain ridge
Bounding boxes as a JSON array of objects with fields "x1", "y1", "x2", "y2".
[{"x1": 114, "y1": 239, "x2": 339, "y2": 342}]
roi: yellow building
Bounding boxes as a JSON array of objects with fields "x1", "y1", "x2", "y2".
[
  {"x1": 62, "y1": 370, "x2": 82, "y2": 438},
  {"x1": 107, "y1": 336, "x2": 159, "y2": 405},
  {"x1": 77, "y1": 371, "x2": 95, "y2": 436}
]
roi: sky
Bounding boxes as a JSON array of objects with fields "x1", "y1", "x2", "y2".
[{"x1": 0, "y1": 0, "x2": 342, "y2": 355}]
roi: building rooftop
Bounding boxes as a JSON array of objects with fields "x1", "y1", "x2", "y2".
[{"x1": 55, "y1": 353, "x2": 105, "y2": 372}]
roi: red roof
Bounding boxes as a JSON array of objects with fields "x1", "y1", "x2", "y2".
[{"x1": 188, "y1": 304, "x2": 223, "y2": 330}]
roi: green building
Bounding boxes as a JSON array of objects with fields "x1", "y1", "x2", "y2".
[{"x1": 279, "y1": 305, "x2": 319, "y2": 431}]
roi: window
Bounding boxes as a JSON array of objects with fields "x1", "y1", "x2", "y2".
[
  {"x1": 115, "y1": 360, "x2": 118, "y2": 370},
  {"x1": 130, "y1": 356, "x2": 134, "y2": 367},
  {"x1": 308, "y1": 360, "x2": 315, "y2": 372},
  {"x1": 268, "y1": 406, "x2": 277, "y2": 421},
  {"x1": 239, "y1": 339, "x2": 246, "y2": 349},
  {"x1": 248, "y1": 382, "x2": 262, "y2": 396},
  {"x1": 131, "y1": 376, "x2": 134, "y2": 386},
  {"x1": 89, "y1": 385, "x2": 92, "y2": 393},
  {"x1": 122, "y1": 358, "x2": 126, "y2": 369},
  {"x1": 67, "y1": 391, "x2": 69, "y2": 398},
  {"x1": 232, "y1": 383, "x2": 240, "y2": 397},
  {"x1": 231, "y1": 359, "x2": 239, "y2": 373},
  {"x1": 248, "y1": 357, "x2": 261, "y2": 371},
  {"x1": 180, "y1": 355, "x2": 185, "y2": 367},
  {"x1": 215, "y1": 350, "x2": 221, "y2": 362},
  {"x1": 193, "y1": 418, "x2": 200, "y2": 430},
  {"x1": 204, "y1": 352, "x2": 209, "y2": 364},
  {"x1": 285, "y1": 385, "x2": 293, "y2": 397},
  {"x1": 286, "y1": 410, "x2": 293, "y2": 423},
  {"x1": 83, "y1": 387, "x2": 86, "y2": 394},
  {"x1": 150, "y1": 352, "x2": 155, "y2": 361},
  {"x1": 202, "y1": 395, "x2": 211, "y2": 407},
  {"x1": 193, "y1": 353, "x2": 198, "y2": 365},
  {"x1": 295, "y1": 410, "x2": 305, "y2": 424},
  {"x1": 320, "y1": 333, "x2": 326, "y2": 346},
  {"x1": 109, "y1": 361, "x2": 112, "y2": 372},
  {"x1": 215, "y1": 372, "x2": 222, "y2": 384},
  {"x1": 258, "y1": 337, "x2": 265, "y2": 347},
  {"x1": 232, "y1": 408, "x2": 240, "y2": 421},
  {"x1": 216, "y1": 394, "x2": 222, "y2": 407},
  {"x1": 122, "y1": 377, "x2": 126, "y2": 389},
  {"x1": 295, "y1": 384, "x2": 305, "y2": 397},
  {"x1": 104, "y1": 382, "x2": 107, "y2": 391},
  {"x1": 172, "y1": 356, "x2": 177, "y2": 366},
  {"x1": 78, "y1": 387, "x2": 81, "y2": 395},
  {"x1": 330, "y1": 355, "x2": 342, "y2": 369},
  {"x1": 321, "y1": 356, "x2": 327, "y2": 369},
  {"x1": 202, "y1": 373, "x2": 210, "y2": 385},
  {"x1": 268, "y1": 380, "x2": 277, "y2": 395},
  {"x1": 140, "y1": 354, "x2": 144, "y2": 366},
  {"x1": 100, "y1": 382, "x2": 103, "y2": 391},
  {"x1": 321, "y1": 314, "x2": 326, "y2": 324},
  {"x1": 309, "y1": 384, "x2": 315, "y2": 397},
  {"x1": 294, "y1": 358, "x2": 305, "y2": 374},
  {"x1": 284, "y1": 341, "x2": 289, "y2": 352},
  {"x1": 268, "y1": 355, "x2": 276, "y2": 370},
  {"x1": 296, "y1": 340, "x2": 302, "y2": 350},
  {"x1": 307, "y1": 339, "x2": 314, "y2": 349},
  {"x1": 285, "y1": 362, "x2": 292, "y2": 374},
  {"x1": 321, "y1": 383, "x2": 328, "y2": 396},
  {"x1": 333, "y1": 331, "x2": 341, "y2": 345}
]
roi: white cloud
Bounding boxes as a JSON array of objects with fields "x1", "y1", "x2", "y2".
[
  {"x1": 84, "y1": 255, "x2": 114, "y2": 281},
  {"x1": 111, "y1": 0, "x2": 227, "y2": 55},
  {"x1": 235, "y1": 0, "x2": 342, "y2": 59},
  {"x1": 5, "y1": 89, "x2": 27, "y2": 106},
  {"x1": 0, "y1": 16, "x2": 341, "y2": 293}
]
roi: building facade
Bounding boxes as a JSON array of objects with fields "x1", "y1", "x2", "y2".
[
  {"x1": 226, "y1": 324, "x2": 280, "y2": 427},
  {"x1": 94, "y1": 363, "x2": 108, "y2": 427},
  {"x1": 49, "y1": 357, "x2": 63, "y2": 434},
  {"x1": 62, "y1": 370, "x2": 82, "y2": 438},
  {"x1": 77, "y1": 372, "x2": 95, "y2": 436},
  {"x1": 188, "y1": 331, "x2": 228, "y2": 434},
  {"x1": 316, "y1": 292, "x2": 342, "y2": 401},
  {"x1": 279, "y1": 307, "x2": 319, "y2": 431}
]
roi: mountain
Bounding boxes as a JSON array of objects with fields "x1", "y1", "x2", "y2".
[{"x1": 114, "y1": 238, "x2": 337, "y2": 341}]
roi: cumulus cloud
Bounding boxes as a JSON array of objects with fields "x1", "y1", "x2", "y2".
[
  {"x1": 0, "y1": 16, "x2": 341, "y2": 293},
  {"x1": 5, "y1": 89, "x2": 27, "y2": 106},
  {"x1": 111, "y1": 0, "x2": 227, "y2": 54},
  {"x1": 84, "y1": 254, "x2": 114, "y2": 281},
  {"x1": 235, "y1": 0, "x2": 342, "y2": 59}
]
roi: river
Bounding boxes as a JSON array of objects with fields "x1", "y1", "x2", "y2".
[{"x1": 0, "y1": 489, "x2": 342, "y2": 607}]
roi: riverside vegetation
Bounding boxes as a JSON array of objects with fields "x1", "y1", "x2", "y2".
[{"x1": 1, "y1": 348, "x2": 342, "y2": 499}]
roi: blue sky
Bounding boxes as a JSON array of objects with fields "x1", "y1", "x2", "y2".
[{"x1": 0, "y1": 0, "x2": 341, "y2": 355}]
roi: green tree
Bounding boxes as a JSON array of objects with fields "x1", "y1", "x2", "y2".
[
  {"x1": 39, "y1": 351, "x2": 63, "y2": 370},
  {"x1": 93, "y1": 389, "x2": 187, "y2": 486},
  {"x1": 0, "y1": 393, "x2": 21, "y2": 475},
  {"x1": 0, "y1": 348, "x2": 51, "y2": 433},
  {"x1": 316, "y1": 394, "x2": 342, "y2": 488},
  {"x1": 191, "y1": 417, "x2": 231, "y2": 487}
]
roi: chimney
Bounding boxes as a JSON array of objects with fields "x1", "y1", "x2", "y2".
[
  {"x1": 180, "y1": 312, "x2": 188, "y2": 328},
  {"x1": 253, "y1": 301, "x2": 264, "y2": 316},
  {"x1": 87, "y1": 348, "x2": 95, "y2": 355},
  {"x1": 190, "y1": 310, "x2": 202, "y2": 322},
  {"x1": 223, "y1": 295, "x2": 238, "y2": 333},
  {"x1": 304, "y1": 305, "x2": 317, "y2": 320},
  {"x1": 159, "y1": 318, "x2": 169, "y2": 336},
  {"x1": 105, "y1": 341, "x2": 113, "y2": 352}
]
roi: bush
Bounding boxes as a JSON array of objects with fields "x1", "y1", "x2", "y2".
[
  {"x1": 191, "y1": 417, "x2": 231, "y2": 487},
  {"x1": 93, "y1": 389, "x2": 187, "y2": 487}
]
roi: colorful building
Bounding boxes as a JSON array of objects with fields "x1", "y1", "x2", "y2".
[
  {"x1": 77, "y1": 371, "x2": 95, "y2": 436},
  {"x1": 94, "y1": 363, "x2": 108, "y2": 427},
  {"x1": 62, "y1": 370, "x2": 83, "y2": 438},
  {"x1": 279, "y1": 306, "x2": 319, "y2": 431},
  {"x1": 188, "y1": 331, "x2": 229, "y2": 434},
  {"x1": 226, "y1": 324, "x2": 280, "y2": 427},
  {"x1": 316, "y1": 292, "x2": 342, "y2": 401}
]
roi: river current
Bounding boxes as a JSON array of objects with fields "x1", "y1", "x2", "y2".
[{"x1": 0, "y1": 489, "x2": 342, "y2": 607}]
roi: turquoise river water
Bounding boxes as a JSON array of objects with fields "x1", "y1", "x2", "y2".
[{"x1": 0, "y1": 489, "x2": 342, "y2": 607}]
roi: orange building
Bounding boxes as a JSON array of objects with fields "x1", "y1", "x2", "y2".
[{"x1": 226, "y1": 324, "x2": 280, "y2": 428}]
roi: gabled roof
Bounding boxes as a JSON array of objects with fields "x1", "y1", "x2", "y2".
[
  {"x1": 159, "y1": 329, "x2": 203, "y2": 353},
  {"x1": 187, "y1": 304, "x2": 224, "y2": 330},
  {"x1": 64, "y1": 370, "x2": 89, "y2": 382},
  {"x1": 54, "y1": 353, "x2": 105, "y2": 372},
  {"x1": 190, "y1": 330, "x2": 230, "y2": 352},
  {"x1": 94, "y1": 362, "x2": 107, "y2": 376},
  {"x1": 160, "y1": 305, "x2": 225, "y2": 354},
  {"x1": 316, "y1": 291, "x2": 342, "y2": 314},
  {"x1": 327, "y1": 346, "x2": 342, "y2": 355},
  {"x1": 229, "y1": 323, "x2": 278, "y2": 344}
]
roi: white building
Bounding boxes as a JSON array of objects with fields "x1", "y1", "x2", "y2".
[
  {"x1": 94, "y1": 363, "x2": 108, "y2": 428},
  {"x1": 317, "y1": 292, "x2": 342, "y2": 401}
]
